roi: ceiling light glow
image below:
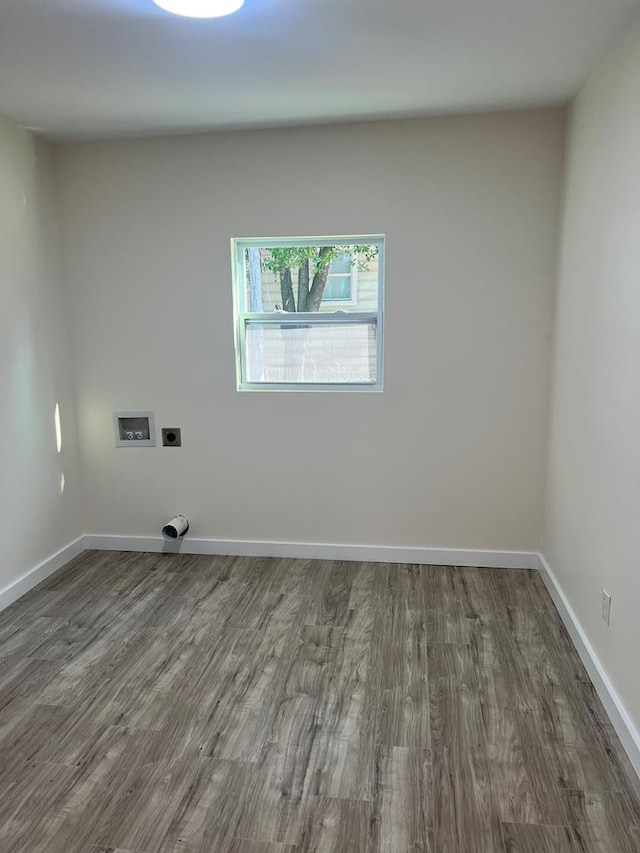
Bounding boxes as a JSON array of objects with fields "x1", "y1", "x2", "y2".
[{"x1": 152, "y1": 0, "x2": 244, "y2": 18}]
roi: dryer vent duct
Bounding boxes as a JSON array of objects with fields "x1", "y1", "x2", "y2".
[{"x1": 162, "y1": 515, "x2": 189, "y2": 540}]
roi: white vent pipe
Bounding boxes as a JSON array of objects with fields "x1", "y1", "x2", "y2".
[{"x1": 162, "y1": 515, "x2": 189, "y2": 540}]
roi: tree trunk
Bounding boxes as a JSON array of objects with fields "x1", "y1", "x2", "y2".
[
  {"x1": 306, "y1": 246, "x2": 333, "y2": 311},
  {"x1": 297, "y1": 259, "x2": 309, "y2": 312},
  {"x1": 279, "y1": 268, "x2": 296, "y2": 312}
]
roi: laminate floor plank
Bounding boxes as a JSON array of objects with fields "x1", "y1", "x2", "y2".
[
  {"x1": 229, "y1": 556, "x2": 325, "y2": 601},
  {"x1": 520, "y1": 604, "x2": 589, "y2": 684},
  {"x1": 276, "y1": 558, "x2": 331, "y2": 599},
  {"x1": 175, "y1": 625, "x2": 300, "y2": 762},
  {"x1": 227, "y1": 842, "x2": 297, "y2": 853},
  {"x1": 347, "y1": 561, "x2": 390, "y2": 613},
  {"x1": 511, "y1": 628, "x2": 620, "y2": 793},
  {"x1": 111, "y1": 637, "x2": 280, "y2": 762},
  {"x1": 31, "y1": 581, "x2": 181, "y2": 700},
  {"x1": 156, "y1": 552, "x2": 232, "y2": 575},
  {"x1": 164, "y1": 552, "x2": 236, "y2": 583},
  {"x1": 481, "y1": 603, "x2": 589, "y2": 683},
  {"x1": 0, "y1": 552, "x2": 638, "y2": 852},
  {"x1": 92, "y1": 847, "x2": 149, "y2": 853},
  {"x1": 575, "y1": 680, "x2": 640, "y2": 824},
  {"x1": 232, "y1": 740, "x2": 314, "y2": 845},
  {"x1": 93, "y1": 847, "x2": 150, "y2": 853},
  {"x1": 96, "y1": 756, "x2": 248, "y2": 852},
  {"x1": 224, "y1": 589, "x2": 308, "y2": 631},
  {"x1": 225, "y1": 556, "x2": 287, "y2": 591},
  {"x1": 0, "y1": 701, "x2": 72, "y2": 763},
  {"x1": 428, "y1": 642, "x2": 505, "y2": 853},
  {"x1": 0, "y1": 657, "x2": 63, "y2": 724},
  {"x1": 0, "y1": 653, "x2": 63, "y2": 698},
  {"x1": 477, "y1": 636, "x2": 567, "y2": 826},
  {"x1": 373, "y1": 745, "x2": 433, "y2": 852},
  {"x1": 0, "y1": 589, "x2": 63, "y2": 630},
  {"x1": 488, "y1": 569, "x2": 554, "y2": 612},
  {"x1": 0, "y1": 760, "x2": 91, "y2": 853},
  {"x1": 421, "y1": 564, "x2": 461, "y2": 611},
  {"x1": 0, "y1": 614, "x2": 66, "y2": 662},
  {"x1": 80, "y1": 627, "x2": 214, "y2": 732},
  {"x1": 298, "y1": 796, "x2": 376, "y2": 852},
  {"x1": 37, "y1": 620, "x2": 183, "y2": 713},
  {"x1": 154, "y1": 757, "x2": 250, "y2": 852},
  {"x1": 378, "y1": 572, "x2": 430, "y2": 749},
  {"x1": 267, "y1": 616, "x2": 380, "y2": 800},
  {"x1": 28, "y1": 617, "x2": 121, "y2": 662},
  {"x1": 38, "y1": 550, "x2": 117, "y2": 594},
  {"x1": 387, "y1": 563, "x2": 431, "y2": 612},
  {"x1": 425, "y1": 602, "x2": 477, "y2": 645},
  {"x1": 454, "y1": 567, "x2": 499, "y2": 618},
  {"x1": 562, "y1": 790, "x2": 640, "y2": 853},
  {"x1": 501, "y1": 822, "x2": 577, "y2": 853},
  {"x1": 473, "y1": 602, "x2": 619, "y2": 798},
  {"x1": 306, "y1": 560, "x2": 360, "y2": 628},
  {"x1": 0, "y1": 726, "x2": 159, "y2": 853}
]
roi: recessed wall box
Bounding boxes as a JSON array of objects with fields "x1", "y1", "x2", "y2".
[{"x1": 114, "y1": 412, "x2": 156, "y2": 447}]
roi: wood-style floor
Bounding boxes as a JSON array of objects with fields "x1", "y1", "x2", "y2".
[{"x1": 0, "y1": 552, "x2": 639, "y2": 852}]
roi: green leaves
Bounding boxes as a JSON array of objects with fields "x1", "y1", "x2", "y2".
[
  {"x1": 262, "y1": 246, "x2": 314, "y2": 274},
  {"x1": 261, "y1": 243, "x2": 378, "y2": 275}
]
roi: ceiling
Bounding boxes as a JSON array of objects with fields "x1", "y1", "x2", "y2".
[{"x1": 0, "y1": 0, "x2": 638, "y2": 139}]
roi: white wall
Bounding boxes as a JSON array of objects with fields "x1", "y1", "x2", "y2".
[
  {"x1": 543, "y1": 19, "x2": 640, "y2": 733},
  {"x1": 0, "y1": 118, "x2": 82, "y2": 593},
  {"x1": 55, "y1": 110, "x2": 565, "y2": 551}
]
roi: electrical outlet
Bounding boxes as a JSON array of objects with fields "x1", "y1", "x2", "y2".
[
  {"x1": 161, "y1": 427, "x2": 182, "y2": 447},
  {"x1": 601, "y1": 589, "x2": 612, "y2": 626}
]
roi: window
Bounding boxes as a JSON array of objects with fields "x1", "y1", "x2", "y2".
[
  {"x1": 322, "y1": 253, "x2": 356, "y2": 303},
  {"x1": 231, "y1": 236, "x2": 384, "y2": 391}
]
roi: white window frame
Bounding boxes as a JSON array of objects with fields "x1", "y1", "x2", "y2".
[{"x1": 231, "y1": 235, "x2": 384, "y2": 392}]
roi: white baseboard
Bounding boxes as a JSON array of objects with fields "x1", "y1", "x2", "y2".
[
  {"x1": 0, "y1": 536, "x2": 85, "y2": 613},
  {"x1": 538, "y1": 553, "x2": 640, "y2": 781},
  {"x1": 83, "y1": 534, "x2": 539, "y2": 569}
]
